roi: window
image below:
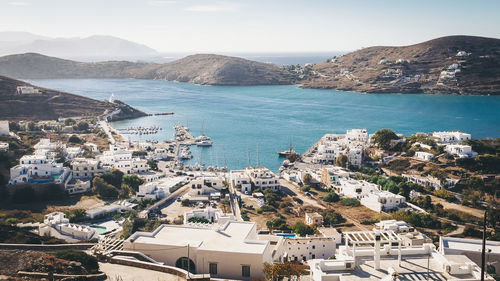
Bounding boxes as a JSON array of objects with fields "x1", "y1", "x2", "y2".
[
  {"x1": 209, "y1": 263, "x2": 217, "y2": 275},
  {"x1": 242, "y1": 265, "x2": 250, "y2": 277},
  {"x1": 312, "y1": 245, "x2": 316, "y2": 249}
]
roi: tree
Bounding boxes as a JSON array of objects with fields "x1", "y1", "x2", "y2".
[
  {"x1": 263, "y1": 262, "x2": 308, "y2": 281},
  {"x1": 323, "y1": 192, "x2": 340, "y2": 203},
  {"x1": 12, "y1": 186, "x2": 37, "y2": 204},
  {"x1": 336, "y1": 154, "x2": 348, "y2": 167},
  {"x1": 292, "y1": 221, "x2": 315, "y2": 237},
  {"x1": 26, "y1": 121, "x2": 37, "y2": 131},
  {"x1": 68, "y1": 209, "x2": 87, "y2": 223},
  {"x1": 64, "y1": 118, "x2": 76, "y2": 126},
  {"x1": 340, "y1": 198, "x2": 360, "y2": 206},
  {"x1": 101, "y1": 169, "x2": 124, "y2": 188},
  {"x1": 76, "y1": 121, "x2": 89, "y2": 131},
  {"x1": 303, "y1": 173, "x2": 312, "y2": 185},
  {"x1": 372, "y1": 129, "x2": 399, "y2": 150},
  {"x1": 122, "y1": 174, "x2": 144, "y2": 192},
  {"x1": 147, "y1": 159, "x2": 158, "y2": 171},
  {"x1": 68, "y1": 135, "x2": 84, "y2": 144},
  {"x1": 92, "y1": 176, "x2": 119, "y2": 198}
]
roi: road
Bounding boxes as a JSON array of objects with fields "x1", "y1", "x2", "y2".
[
  {"x1": 228, "y1": 182, "x2": 243, "y2": 221},
  {"x1": 98, "y1": 121, "x2": 116, "y2": 145},
  {"x1": 140, "y1": 183, "x2": 190, "y2": 218},
  {"x1": 280, "y1": 179, "x2": 325, "y2": 209},
  {"x1": 99, "y1": 262, "x2": 181, "y2": 281}
]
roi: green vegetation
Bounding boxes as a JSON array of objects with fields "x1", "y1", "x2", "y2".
[
  {"x1": 320, "y1": 209, "x2": 346, "y2": 226},
  {"x1": 0, "y1": 224, "x2": 65, "y2": 244},
  {"x1": 240, "y1": 210, "x2": 250, "y2": 221},
  {"x1": 292, "y1": 221, "x2": 315, "y2": 237},
  {"x1": 53, "y1": 250, "x2": 99, "y2": 272},
  {"x1": 266, "y1": 217, "x2": 290, "y2": 231},
  {"x1": 433, "y1": 189, "x2": 455, "y2": 202},
  {"x1": 340, "y1": 198, "x2": 360, "y2": 206},
  {"x1": 368, "y1": 175, "x2": 428, "y2": 199},
  {"x1": 122, "y1": 174, "x2": 144, "y2": 192},
  {"x1": 68, "y1": 134, "x2": 85, "y2": 144},
  {"x1": 322, "y1": 192, "x2": 340, "y2": 203},
  {"x1": 372, "y1": 129, "x2": 399, "y2": 150},
  {"x1": 391, "y1": 210, "x2": 441, "y2": 229},
  {"x1": 457, "y1": 154, "x2": 500, "y2": 174},
  {"x1": 188, "y1": 217, "x2": 211, "y2": 224},
  {"x1": 147, "y1": 159, "x2": 158, "y2": 171}
]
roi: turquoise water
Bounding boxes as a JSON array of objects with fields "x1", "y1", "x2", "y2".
[
  {"x1": 28, "y1": 79, "x2": 500, "y2": 171},
  {"x1": 276, "y1": 233, "x2": 298, "y2": 238}
]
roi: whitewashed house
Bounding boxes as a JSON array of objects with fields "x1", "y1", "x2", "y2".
[
  {"x1": 230, "y1": 170, "x2": 252, "y2": 194},
  {"x1": 335, "y1": 178, "x2": 379, "y2": 199},
  {"x1": 9, "y1": 155, "x2": 71, "y2": 185},
  {"x1": 0, "y1": 120, "x2": 10, "y2": 136},
  {"x1": 245, "y1": 167, "x2": 280, "y2": 192},
  {"x1": 184, "y1": 207, "x2": 235, "y2": 224},
  {"x1": 38, "y1": 212, "x2": 97, "y2": 241},
  {"x1": 306, "y1": 212, "x2": 324, "y2": 226},
  {"x1": 445, "y1": 144, "x2": 477, "y2": 158},
  {"x1": 415, "y1": 151, "x2": 434, "y2": 161},
  {"x1": 431, "y1": 131, "x2": 471, "y2": 144},
  {"x1": 360, "y1": 191, "x2": 406, "y2": 212}
]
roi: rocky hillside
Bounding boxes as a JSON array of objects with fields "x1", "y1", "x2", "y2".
[
  {"x1": 0, "y1": 75, "x2": 146, "y2": 120},
  {"x1": 0, "y1": 53, "x2": 293, "y2": 85},
  {"x1": 153, "y1": 54, "x2": 293, "y2": 85},
  {"x1": 301, "y1": 36, "x2": 500, "y2": 95}
]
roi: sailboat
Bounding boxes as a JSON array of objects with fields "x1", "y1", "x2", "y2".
[
  {"x1": 195, "y1": 120, "x2": 213, "y2": 146},
  {"x1": 278, "y1": 137, "x2": 296, "y2": 157}
]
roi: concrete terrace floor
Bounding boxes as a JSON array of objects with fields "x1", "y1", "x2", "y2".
[{"x1": 99, "y1": 262, "x2": 182, "y2": 281}]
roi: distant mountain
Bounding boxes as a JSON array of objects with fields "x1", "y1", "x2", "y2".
[
  {"x1": 0, "y1": 75, "x2": 146, "y2": 120},
  {"x1": 301, "y1": 35, "x2": 500, "y2": 95},
  {"x1": 0, "y1": 53, "x2": 294, "y2": 85},
  {"x1": 0, "y1": 32, "x2": 159, "y2": 61}
]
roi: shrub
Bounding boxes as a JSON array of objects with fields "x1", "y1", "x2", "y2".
[
  {"x1": 181, "y1": 199, "x2": 190, "y2": 206},
  {"x1": 292, "y1": 221, "x2": 315, "y2": 237},
  {"x1": 53, "y1": 250, "x2": 99, "y2": 272},
  {"x1": 188, "y1": 217, "x2": 210, "y2": 224},
  {"x1": 293, "y1": 197, "x2": 303, "y2": 204},
  {"x1": 68, "y1": 135, "x2": 84, "y2": 144},
  {"x1": 323, "y1": 192, "x2": 340, "y2": 203},
  {"x1": 340, "y1": 198, "x2": 360, "y2": 206}
]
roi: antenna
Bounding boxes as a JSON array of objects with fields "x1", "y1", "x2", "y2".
[
  {"x1": 256, "y1": 143, "x2": 260, "y2": 167},
  {"x1": 247, "y1": 145, "x2": 251, "y2": 168},
  {"x1": 215, "y1": 149, "x2": 219, "y2": 168}
]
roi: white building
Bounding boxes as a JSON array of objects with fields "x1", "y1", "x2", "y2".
[
  {"x1": 86, "y1": 204, "x2": 122, "y2": 219},
  {"x1": 445, "y1": 144, "x2": 477, "y2": 158},
  {"x1": 306, "y1": 212, "x2": 324, "y2": 226},
  {"x1": 273, "y1": 236, "x2": 336, "y2": 262},
  {"x1": 335, "y1": 178, "x2": 379, "y2": 199},
  {"x1": 99, "y1": 145, "x2": 148, "y2": 174},
  {"x1": 432, "y1": 131, "x2": 471, "y2": 144},
  {"x1": 245, "y1": 167, "x2": 280, "y2": 192},
  {"x1": 312, "y1": 129, "x2": 368, "y2": 167},
  {"x1": 123, "y1": 221, "x2": 272, "y2": 280},
  {"x1": 0, "y1": 120, "x2": 10, "y2": 136},
  {"x1": 16, "y1": 86, "x2": 40, "y2": 94},
  {"x1": 184, "y1": 207, "x2": 235, "y2": 225},
  {"x1": 230, "y1": 170, "x2": 252, "y2": 194},
  {"x1": 440, "y1": 236, "x2": 500, "y2": 274},
  {"x1": 38, "y1": 212, "x2": 97, "y2": 241},
  {"x1": 360, "y1": 191, "x2": 406, "y2": 212},
  {"x1": 415, "y1": 151, "x2": 434, "y2": 161},
  {"x1": 403, "y1": 173, "x2": 442, "y2": 190},
  {"x1": 9, "y1": 154, "x2": 71, "y2": 185},
  {"x1": 187, "y1": 176, "x2": 225, "y2": 201},
  {"x1": 308, "y1": 230, "x2": 493, "y2": 281},
  {"x1": 71, "y1": 157, "x2": 108, "y2": 180}
]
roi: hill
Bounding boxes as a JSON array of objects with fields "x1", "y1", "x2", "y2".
[
  {"x1": 0, "y1": 75, "x2": 146, "y2": 120},
  {"x1": 152, "y1": 54, "x2": 293, "y2": 85},
  {"x1": 0, "y1": 53, "x2": 294, "y2": 85},
  {"x1": 301, "y1": 36, "x2": 500, "y2": 95},
  {"x1": 0, "y1": 33, "x2": 159, "y2": 61}
]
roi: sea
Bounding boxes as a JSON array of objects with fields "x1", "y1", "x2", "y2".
[{"x1": 28, "y1": 78, "x2": 500, "y2": 172}]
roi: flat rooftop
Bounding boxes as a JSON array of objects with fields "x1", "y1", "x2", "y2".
[
  {"x1": 324, "y1": 255, "x2": 479, "y2": 281},
  {"x1": 441, "y1": 237, "x2": 500, "y2": 253},
  {"x1": 130, "y1": 221, "x2": 268, "y2": 255}
]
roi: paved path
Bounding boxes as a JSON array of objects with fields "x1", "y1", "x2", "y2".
[{"x1": 99, "y1": 262, "x2": 182, "y2": 281}]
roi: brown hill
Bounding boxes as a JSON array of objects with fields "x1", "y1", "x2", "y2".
[
  {"x1": 0, "y1": 53, "x2": 293, "y2": 85},
  {"x1": 0, "y1": 75, "x2": 146, "y2": 120},
  {"x1": 302, "y1": 36, "x2": 500, "y2": 95},
  {"x1": 153, "y1": 54, "x2": 293, "y2": 85}
]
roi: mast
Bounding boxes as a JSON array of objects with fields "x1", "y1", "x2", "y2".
[{"x1": 256, "y1": 144, "x2": 260, "y2": 166}]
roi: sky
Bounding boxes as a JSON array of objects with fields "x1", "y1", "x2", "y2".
[{"x1": 1, "y1": 0, "x2": 499, "y2": 53}]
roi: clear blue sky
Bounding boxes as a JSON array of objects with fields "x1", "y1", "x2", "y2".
[{"x1": 1, "y1": 0, "x2": 499, "y2": 52}]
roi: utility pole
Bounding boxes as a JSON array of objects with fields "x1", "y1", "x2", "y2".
[
  {"x1": 481, "y1": 209, "x2": 487, "y2": 281},
  {"x1": 187, "y1": 243, "x2": 190, "y2": 279}
]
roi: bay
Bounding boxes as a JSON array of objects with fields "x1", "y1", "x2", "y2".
[{"x1": 28, "y1": 78, "x2": 500, "y2": 171}]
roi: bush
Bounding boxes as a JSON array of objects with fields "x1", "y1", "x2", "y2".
[
  {"x1": 53, "y1": 250, "x2": 99, "y2": 272},
  {"x1": 292, "y1": 221, "x2": 315, "y2": 237},
  {"x1": 241, "y1": 211, "x2": 250, "y2": 221},
  {"x1": 181, "y1": 199, "x2": 190, "y2": 206},
  {"x1": 293, "y1": 197, "x2": 303, "y2": 204},
  {"x1": 433, "y1": 189, "x2": 455, "y2": 202},
  {"x1": 372, "y1": 129, "x2": 399, "y2": 150},
  {"x1": 340, "y1": 198, "x2": 360, "y2": 206},
  {"x1": 5, "y1": 218, "x2": 19, "y2": 224},
  {"x1": 68, "y1": 135, "x2": 84, "y2": 144},
  {"x1": 92, "y1": 177, "x2": 119, "y2": 199},
  {"x1": 323, "y1": 192, "x2": 340, "y2": 203},
  {"x1": 188, "y1": 217, "x2": 210, "y2": 224}
]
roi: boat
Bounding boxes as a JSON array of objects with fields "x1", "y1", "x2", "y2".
[
  {"x1": 278, "y1": 138, "x2": 296, "y2": 157},
  {"x1": 195, "y1": 121, "x2": 213, "y2": 146}
]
